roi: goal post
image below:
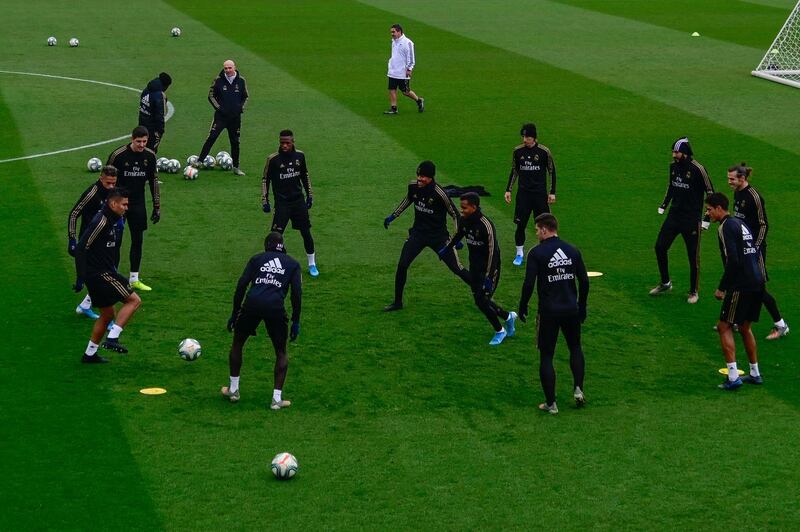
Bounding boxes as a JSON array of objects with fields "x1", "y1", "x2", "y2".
[{"x1": 752, "y1": 0, "x2": 800, "y2": 88}]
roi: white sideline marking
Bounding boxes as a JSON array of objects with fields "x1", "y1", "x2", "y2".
[{"x1": 0, "y1": 70, "x2": 174, "y2": 164}]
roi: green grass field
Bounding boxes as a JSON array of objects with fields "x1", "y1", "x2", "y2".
[{"x1": 3, "y1": 0, "x2": 800, "y2": 528}]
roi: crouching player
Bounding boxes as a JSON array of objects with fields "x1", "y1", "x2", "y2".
[{"x1": 222, "y1": 232, "x2": 302, "y2": 409}]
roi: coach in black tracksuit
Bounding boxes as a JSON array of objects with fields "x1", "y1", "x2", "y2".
[
  {"x1": 383, "y1": 160, "x2": 470, "y2": 311},
  {"x1": 138, "y1": 72, "x2": 172, "y2": 153},
  {"x1": 222, "y1": 232, "x2": 302, "y2": 408},
  {"x1": 197, "y1": 60, "x2": 248, "y2": 175},
  {"x1": 651, "y1": 137, "x2": 714, "y2": 302},
  {"x1": 519, "y1": 213, "x2": 589, "y2": 411},
  {"x1": 440, "y1": 192, "x2": 512, "y2": 343},
  {"x1": 107, "y1": 126, "x2": 160, "y2": 290}
]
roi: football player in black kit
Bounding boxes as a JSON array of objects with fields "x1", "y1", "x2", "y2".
[
  {"x1": 138, "y1": 72, "x2": 171, "y2": 153},
  {"x1": 651, "y1": 137, "x2": 714, "y2": 303},
  {"x1": 74, "y1": 189, "x2": 142, "y2": 363},
  {"x1": 262, "y1": 130, "x2": 318, "y2": 277},
  {"x1": 439, "y1": 193, "x2": 516, "y2": 345},
  {"x1": 221, "y1": 232, "x2": 302, "y2": 409},
  {"x1": 383, "y1": 160, "x2": 470, "y2": 311},
  {"x1": 106, "y1": 126, "x2": 160, "y2": 292},
  {"x1": 68, "y1": 165, "x2": 118, "y2": 319},
  {"x1": 727, "y1": 163, "x2": 789, "y2": 340},
  {"x1": 518, "y1": 214, "x2": 589, "y2": 415},
  {"x1": 504, "y1": 123, "x2": 557, "y2": 267},
  {"x1": 705, "y1": 193, "x2": 765, "y2": 390}
]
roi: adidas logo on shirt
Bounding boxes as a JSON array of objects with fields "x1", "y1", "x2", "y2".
[
  {"x1": 741, "y1": 224, "x2": 753, "y2": 241},
  {"x1": 260, "y1": 257, "x2": 286, "y2": 274},
  {"x1": 548, "y1": 248, "x2": 572, "y2": 268}
]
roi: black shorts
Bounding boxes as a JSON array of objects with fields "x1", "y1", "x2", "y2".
[
  {"x1": 126, "y1": 203, "x2": 148, "y2": 232},
  {"x1": 514, "y1": 192, "x2": 550, "y2": 226},
  {"x1": 86, "y1": 271, "x2": 132, "y2": 308},
  {"x1": 234, "y1": 308, "x2": 288, "y2": 351},
  {"x1": 720, "y1": 289, "x2": 763, "y2": 325},
  {"x1": 388, "y1": 77, "x2": 411, "y2": 92},
  {"x1": 536, "y1": 314, "x2": 582, "y2": 356},
  {"x1": 272, "y1": 199, "x2": 311, "y2": 232}
]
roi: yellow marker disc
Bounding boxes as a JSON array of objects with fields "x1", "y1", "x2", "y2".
[
  {"x1": 718, "y1": 368, "x2": 745, "y2": 376},
  {"x1": 139, "y1": 387, "x2": 167, "y2": 395},
  {"x1": 587, "y1": 271, "x2": 604, "y2": 277}
]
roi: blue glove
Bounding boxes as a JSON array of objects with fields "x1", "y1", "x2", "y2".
[
  {"x1": 455, "y1": 240, "x2": 464, "y2": 250},
  {"x1": 437, "y1": 246, "x2": 449, "y2": 260},
  {"x1": 383, "y1": 214, "x2": 396, "y2": 229},
  {"x1": 483, "y1": 277, "x2": 493, "y2": 293},
  {"x1": 290, "y1": 321, "x2": 300, "y2": 341},
  {"x1": 73, "y1": 277, "x2": 84, "y2": 293},
  {"x1": 306, "y1": 196, "x2": 313, "y2": 210},
  {"x1": 227, "y1": 315, "x2": 236, "y2": 332},
  {"x1": 68, "y1": 238, "x2": 77, "y2": 257},
  {"x1": 262, "y1": 202, "x2": 271, "y2": 214}
]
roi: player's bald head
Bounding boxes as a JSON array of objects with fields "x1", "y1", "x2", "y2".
[{"x1": 224, "y1": 59, "x2": 236, "y2": 69}]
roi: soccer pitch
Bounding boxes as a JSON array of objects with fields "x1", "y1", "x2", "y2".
[{"x1": 2, "y1": 0, "x2": 799, "y2": 528}]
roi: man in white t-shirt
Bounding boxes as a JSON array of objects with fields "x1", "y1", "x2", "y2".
[{"x1": 385, "y1": 24, "x2": 425, "y2": 115}]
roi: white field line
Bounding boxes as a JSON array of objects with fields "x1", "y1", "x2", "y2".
[{"x1": 0, "y1": 70, "x2": 174, "y2": 164}]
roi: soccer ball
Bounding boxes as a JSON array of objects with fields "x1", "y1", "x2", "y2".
[
  {"x1": 203, "y1": 155, "x2": 216, "y2": 169},
  {"x1": 156, "y1": 157, "x2": 169, "y2": 171},
  {"x1": 171, "y1": 27, "x2": 181, "y2": 37},
  {"x1": 87, "y1": 157, "x2": 102, "y2": 172},
  {"x1": 183, "y1": 166, "x2": 199, "y2": 180},
  {"x1": 168, "y1": 159, "x2": 181, "y2": 174},
  {"x1": 47, "y1": 36, "x2": 57, "y2": 46},
  {"x1": 271, "y1": 452, "x2": 299, "y2": 480},
  {"x1": 178, "y1": 338, "x2": 201, "y2": 361},
  {"x1": 69, "y1": 37, "x2": 79, "y2": 48},
  {"x1": 186, "y1": 155, "x2": 199, "y2": 166},
  {"x1": 216, "y1": 151, "x2": 230, "y2": 162},
  {"x1": 218, "y1": 156, "x2": 233, "y2": 170}
]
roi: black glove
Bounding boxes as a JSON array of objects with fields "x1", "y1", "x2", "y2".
[
  {"x1": 306, "y1": 196, "x2": 313, "y2": 210},
  {"x1": 518, "y1": 306, "x2": 528, "y2": 323},
  {"x1": 579, "y1": 306, "x2": 587, "y2": 323},
  {"x1": 383, "y1": 214, "x2": 396, "y2": 229},
  {"x1": 290, "y1": 321, "x2": 300, "y2": 341},
  {"x1": 455, "y1": 240, "x2": 464, "y2": 250},
  {"x1": 263, "y1": 202, "x2": 271, "y2": 214},
  {"x1": 68, "y1": 238, "x2": 77, "y2": 257},
  {"x1": 73, "y1": 277, "x2": 84, "y2": 293},
  {"x1": 227, "y1": 315, "x2": 236, "y2": 332},
  {"x1": 150, "y1": 208, "x2": 160, "y2": 224}
]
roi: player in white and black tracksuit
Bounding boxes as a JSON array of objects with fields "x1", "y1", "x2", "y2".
[
  {"x1": 74, "y1": 189, "x2": 142, "y2": 363},
  {"x1": 106, "y1": 126, "x2": 160, "y2": 289},
  {"x1": 518, "y1": 213, "x2": 589, "y2": 410},
  {"x1": 440, "y1": 193, "x2": 513, "y2": 343},
  {"x1": 223, "y1": 232, "x2": 301, "y2": 407},
  {"x1": 261, "y1": 130, "x2": 318, "y2": 275},
  {"x1": 652, "y1": 137, "x2": 714, "y2": 300},
  {"x1": 383, "y1": 160, "x2": 470, "y2": 311},
  {"x1": 197, "y1": 61, "x2": 248, "y2": 172},
  {"x1": 728, "y1": 163, "x2": 789, "y2": 339},
  {"x1": 138, "y1": 72, "x2": 171, "y2": 153}
]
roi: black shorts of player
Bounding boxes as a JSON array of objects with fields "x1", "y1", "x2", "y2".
[
  {"x1": 234, "y1": 308, "x2": 289, "y2": 351},
  {"x1": 536, "y1": 313, "x2": 581, "y2": 356},
  {"x1": 126, "y1": 202, "x2": 148, "y2": 232},
  {"x1": 387, "y1": 77, "x2": 411, "y2": 92},
  {"x1": 86, "y1": 271, "x2": 133, "y2": 308},
  {"x1": 272, "y1": 198, "x2": 310, "y2": 232},
  {"x1": 720, "y1": 289, "x2": 763, "y2": 326},
  {"x1": 514, "y1": 191, "x2": 550, "y2": 226}
]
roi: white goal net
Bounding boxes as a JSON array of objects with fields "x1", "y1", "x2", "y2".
[{"x1": 752, "y1": 1, "x2": 800, "y2": 88}]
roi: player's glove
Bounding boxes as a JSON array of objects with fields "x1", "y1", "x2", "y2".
[
  {"x1": 306, "y1": 196, "x2": 313, "y2": 210},
  {"x1": 437, "y1": 245, "x2": 449, "y2": 260},
  {"x1": 290, "y1": 321, "x2": 300, "y2": 341},
  {"x1": 518, "y1": 307, "x2": 528, "y2": 323},
  {"x1": 227, "y1": 315, "x2": 236, "y2": 333},
  {"x1": 455, "y1": 240, "x2": 464, "y2": 250},
  {"x1": 262, "y1": 202, "x2": 271, "y2": 214},
  {"x1": 383, "y1": 214, "x2": 396, "y2": 229},
  {"x1": 483, "y1": 277, "x2": 493, "y2": 292},
  {"x1": 73, "y1": 277, "x2": 84, "y2": 293},
  {"x1": 657, "y1": 206, "x2": 665, "y2": 215},
  {"x1": 68, "y1": 238, "x2": 77, "y2": 257},
  {"x1": 701, "y1": 220, "x2": 710, "y2": 231},
  {"x1": 579, "y1": 306, "x2": 587, "y2": 323},
  {"x1": 150, "y1": 208, "x2": 160, "y2": 224}
]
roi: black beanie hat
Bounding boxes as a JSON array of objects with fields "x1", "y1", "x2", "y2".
[
  {"x1": 416, "y1": 160, "x2": 436, "y2": 178},
  {"x1": 520, "y1": 123, "x2": 537, "y2": 138},
  {"x1": 159, "y1": 72, "x2": 172, "y2": 89},
  {"x1": 672, "y1": 137, "x2": 693, "y2": 157}
]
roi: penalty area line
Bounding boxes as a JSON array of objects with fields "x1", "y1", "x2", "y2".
[{"x1": 0, "y1": 70, "x2": 174, "y2": 164}]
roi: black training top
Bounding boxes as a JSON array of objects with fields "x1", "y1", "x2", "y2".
[
  {"x1": 446, "y1": 208, "x2": 499, "y2": 278},
  {"x1": 519, "y1": 235, "x2": 589, "y2": 317},
  {"x1": 106, "y1": 144, "x2": 159, "y2": 207},
  {"x1": 208, "y1": 70, "x2": 248, "y2": 117},
  {"x1": 391, "y1": 180, "x2": 458, "y2": 238},
  {"x1": 716, "y1": 216, "x2": 764, "y2": 292},
  {"x1": 233, "y1": 250, "x2": 302, "y2": 322},
  {"x1": 75, "y1": 204, "x2": 122, "y2": 279},
  {"x1": 733, "y1": 185, "x2": 768, "y2": 248},
  {"x1": 506, "y1": 142, "x2": 556, "y2": 195},
  {"x1": 68, "y1": 180, "x2": 110, "y2": 240},
  {"x1": 262, "y1": 149, "x2": 313, "y2": 204},
  {"x1": 660, "y1": 157, "x2": 713, "y2": 220}
]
